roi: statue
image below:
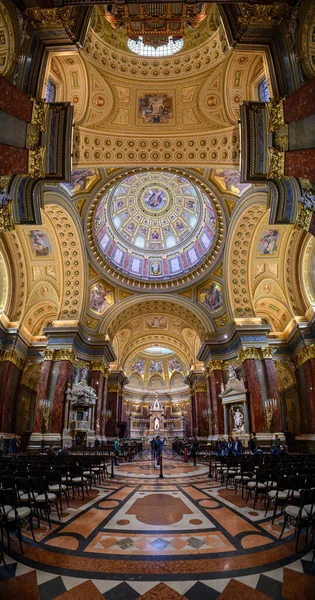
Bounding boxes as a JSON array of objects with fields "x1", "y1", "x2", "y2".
[
  {"x1": 154, "y1": 417, "x2": 160, "y2": 430},
  {"x1": 233, "y1": 407, "x2": 244, "y2": 431},
  {"x1": 80, "y1": 365, "x2": 88, "y2": 382},
  {"x1": 228, "y1": 365, "x2": 237, "y2": 380}
]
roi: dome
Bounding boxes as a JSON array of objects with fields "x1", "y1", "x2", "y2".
[{"x1": 94, "y1": 170, "x2": 217, "y2": 282}]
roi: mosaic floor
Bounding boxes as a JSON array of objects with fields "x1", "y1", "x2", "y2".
[{"x1": 0, "y1": 453, "x2": 314, "y2": 599}]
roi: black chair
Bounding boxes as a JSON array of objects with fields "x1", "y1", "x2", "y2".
[
  {"x1": 69, "y1": 466, "x2": 89, "y2": 500},
  {"x1": 30, "y1": 477, "x2": 60, "y2": 528},
  {"x1": 246, "y1": 469, "x2": 269, "y2": 509},
  {"x1": 46, "y1": 471, "x2": 70, "y2": 513},
  {"x1": 280, "y1": 488, "x2": 315, "y2": 551},
  {"x1": 265, "y1": 476, "x2": 292, "y2": 522},
  {"x1": 0, "y1": 488, "x2": 36, "y2": 553}
]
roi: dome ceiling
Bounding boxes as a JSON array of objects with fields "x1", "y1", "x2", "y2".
[
  {"x1": 93, "y1": 170, "x2": 219, "y2": 283},
  {"x1": 126, "y1": 346, "x2": 187, "y2": 389}
]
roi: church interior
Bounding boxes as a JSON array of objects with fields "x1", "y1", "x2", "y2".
[{"x1": 0, "y1": 0, "x2": 315, "y2": 597}]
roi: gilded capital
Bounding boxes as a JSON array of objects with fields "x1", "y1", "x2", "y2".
[
  {"x1": 0, "y1": 349, "x2": 25, "y2": 370},
  {"x1": 267, "y1": 147, "x2": 285, "y2": 179},
  {"x1": 295, "y1": 207, "x2": 312, "y2": 232},
  {"x1": 24, "y1": 7, "x2": 73, "y2": 29},
  {"x1": 268, "y1": 98, "x2": 285, "y2": 133},
  {"x1": 206, "y1": 360, "x2": 223, "y2": 375},
  {"x1": 261, "y1": 347, "x2": 274, "y2": 359},
  {"x1": 91, "y1": 360, "x2": 108, "y2": 377},
  {"x1": 195, "y1": 384, "x2": 206, "y2": 393},
  {"x1": 238, "y1": 347, "x2": 261, "y2": 362},
  {"x1": 28, "y1": 147, "x2": 45, "y2": 179},
  {"x1": 44, "y1": 349, "x2": 55, "y2": 361},
  {"x1": 295, "y1": 344, "x2": 315, "y2": 368},
  {"x1": 55, "y1": 349, "x2": 76, "y2": 364},
  {"x1": 0, "y1": 201, "x2": 14, "y2": 233}
]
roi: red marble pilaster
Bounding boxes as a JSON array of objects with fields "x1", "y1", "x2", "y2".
[
  {"x1": 210, "y1": 370, "x2": 224, "y2": 435},
  {"x1": 186, "y1": 401, "x2": 192, "y2": 437},
  {"x1": 0, "y1": 361, "x2": 23, "y2": 432},
  {"x1": 302, "y1": 358, "x2": 315, "y2": 433},
  {"x1": 0, "y1": 144, "x2": 28, "y2": 176},
  {"x1": 106, "y1": 388, "x2": 118, "y2": 437},
  {"x1": 206, "y1": 376, "x2": 214, "y2": 435},
  {"x1": 243, "y1": 359, "x2": 265, "y2": 433},
  {"x1": 283, "y1": 77, "x2": 315, "y2": 123},
  {"x1": 0, "y1": 75, "x2": 33, "y2": 121},
  {"x1": 264, "y1": 358, "x2": 282, "y2": 432},
  {"x1": 196, "y1": 390, "x2": 207, "y2": 437},
  {"x1": 165, "y1": 406, "x2": 171, "y2": 419},
  {"x1": 33, "y1": 360, "x2": 53, "y2": 432},
  {"x1": 50, "y1": 360, "x2": 73, "y2": 434},
  {"x1": 91, "y1": 370, "x2": 104, "y2": 436},
  {"x1": 285, "y1": 149, "x2": 315, "y2": 180}
]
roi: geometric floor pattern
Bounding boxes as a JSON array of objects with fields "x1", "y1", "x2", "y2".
[{"x1": 0, "y1": 452, "x2": 314, "y2": 599}]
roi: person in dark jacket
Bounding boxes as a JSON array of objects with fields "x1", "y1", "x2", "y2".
[
  {"x1": 190, "y1": 437, "x2": 199, "y2": 466},
  {"x1": 233, "y1": 437, "x2": 243, "y2": 456},
  {"x1": 154, "y1": 436, "x2": 165, "y2": 466}
]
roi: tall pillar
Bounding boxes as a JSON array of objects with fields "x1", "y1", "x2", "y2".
[
  {"x1": 283, "y1": 78, "x2": 315, "y2": 179},
  {"x1": 208, "y1": 361, "x2": 224, "y2": 435},
  {"x1": 185, "y1": 402, "x2": 192, "y2": 437},
  {"x1": 106, "y1": 370, "x2": 128, "y2": 438},
  {"x1": 50, "y1": 351, "x2": 74, "y2": 434},
  {"x1": 0, "y1": 351, "x2": 24, "y2": 433},
  {"x1": 33, "y1": 350, "x2": 54, "y2": 432},
  {"x1": 263, "y1": 352, "x2": 282, "y2": 432},
  {"x1": 295, "y1": 346, "x2": 315, "y2": 434},
  {"x1": 195, "y1": 383, "x2": 207, "y2": 437},
  {"x1": 223, "y1": 405, "x2": 229, "y2": 436},
  {"x1": 185, "y1": 371, "x2": 206, "y2": 437},
  {"x1": 91, "y1": 361, "x2": 105, "y2": 437},
  {"x1": 240, "y1": 350, "x2": 265, "y2": 433}
]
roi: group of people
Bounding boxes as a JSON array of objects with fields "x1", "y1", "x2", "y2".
[
  {"x1": 7, "y1": 435, "x2": 21, "y2": 454},
  {"x1": 215, "y1": 436, "x2": 243, "y2": 457}
]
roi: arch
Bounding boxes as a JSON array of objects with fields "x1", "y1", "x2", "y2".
[
  {"x1": 120, "y1": 334, "x2": 192, "y2": 372},
  {"x1": 0, "y1": 241, "x2": 9, "y2": 318},
  {"x1": 0, "y1": 0, "x2": 21, "y2": 80},
  {"x1": 170, "y1": 372, "x2": 185, "y2": 388},
  {"x1": 128, "y1": 374, "x2": 143, "y2": 389},
  {"x1": 148, "y1": 376, "x2": 165, "y2": 389},
  {"x1": 299, "y1": 234, "x2": 315, "y2": 313}
]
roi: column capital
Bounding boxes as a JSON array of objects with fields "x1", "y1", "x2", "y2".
[
  {"x1": 0, "y1": 349, "x2": 25, "y2": 370},
  {"x1": 91, "y1": 360, "x2": 108, "y2": 378},
  {"x1": 43, "y1": 349, "x2": 55, "y2": 361},
  {"x1": 54, "y1": 349, "x2": 76, "y2": 364},
  {"x1": 238, "y1": 347, "x2": 272, "y2": 362},
  {"x1": 295, "y1": 344, "x2": 315, "y2": 368},
  {"x1": 206, "y1": 360, "x2": 224, "y2": 376}
]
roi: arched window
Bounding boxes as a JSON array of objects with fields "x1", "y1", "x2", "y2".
[{"x1": 45, "y1": 79, "x2": 56, "y2": 103}]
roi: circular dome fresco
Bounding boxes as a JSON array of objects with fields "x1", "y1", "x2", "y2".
[{"x1": 92, "y1": 171, "x2": 222, "y2": 286}]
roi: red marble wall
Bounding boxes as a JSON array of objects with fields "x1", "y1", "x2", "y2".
[
  {"x1": 243, "y1": 359, "x2": 265, "y2": 433},
  {"x1": 264, "y1": 359, "x2": 282, "y2": 432},
  {"x1": 302, "y1": 358, "x2": 315, "y2": 433},
  {"x1": 283, "y1": 77, "x2": 315, "y2": 123},
  {"x1": 106, "y1": 390, "x2": 118, "y2": 437},
  {"x1": 186, "y1": 402, "x2": 192, "y2": 437},
  {"x1": 0, "y1": 361, "x2": 23, "y2": 432},
  {"x1": 33, "y1": 360, "x2": 53, "y2": 432},
  {"x1": 0, "y1": 76, "x2": 33, "y2": 121},
  {"x1": 196, "y1": 390, "x2": 207, "y2": 437},
  {"x1": 285, "y1": 149, "x2": 315, "y2": 179},
  {"x1": 210, "y1": 370, "x2": 224, "y2": 435},
  {"x1": 0, "y1": 144, "x2": 28, "y2": 175},
  {"x1": 50, "y1": 360, "x2": 73, "y2": 433}
]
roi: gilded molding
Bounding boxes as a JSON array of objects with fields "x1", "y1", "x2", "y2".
[
  {"x1": 31, "y1": 98, "x2": 48, "y2": 132},
  {"x1": 238, "y1": 3, "x2": 290, "y2": 25},
  {"x1": 0, "y1": 177, "x2": 12, "y2": 194},
  {"x1": 0, "y1": 350, "x2": 25, "y2": 370},
  {"x1": 91, "y1": 360, "x2": 108, "y2": 377},
  {"x1": 206, "y1": 360, "x2": 223, "y2": 375},
  {"x1": 295, "y1": 344, "x2": 315, "y2": 368},
  {"x1": 267, "y1": 147, "x2": 285, "y2": 179},
  {"x1": 55, "y1": 349, "x2": 76, "y2": 364},
  {"x1": 295, "y1": 207, "x2": 312, "y2": 232},
  {"x1": 238, "y1": 348, "x2": 262, "y2": 362},
  {"x1": 195, "y1": 384, "x2": 206, "y2": 393},
  {"x1": 261, "y1": 347, "x2": 273, "y2": 359},
  {"x1": 0, "y1": 201, "x2": 14, "y2": 233}
]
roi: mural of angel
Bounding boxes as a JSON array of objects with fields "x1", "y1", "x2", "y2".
[
  {"x1": 150, "y1": 360, "x2": 163, "y2": 373},
  {"x1": 169, "y1": 357, "x2": 182, "y2": 372},
  {"x1": 131, "y1": 358, "x2": 145, "y2": 373}
]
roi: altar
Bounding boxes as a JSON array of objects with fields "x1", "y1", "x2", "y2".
[{"x1": 148, "y1": 394, "x2": 167, "y2": 438}]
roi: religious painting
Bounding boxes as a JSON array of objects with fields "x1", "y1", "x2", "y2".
[
  {"x1": 169, "y1": 357, "x2": 182, "y2": 372},
  {"x1": 149, "y1": 261, "x2": 162, "y2": 276},
  {"x1": 146, "y1": 316, "x2": 167, "y2": 329},
  {"x1": 0, "y1": 56, "x2": 6, "y2": 67},
  {"x1": 170, "y1": 374, "x2": 184, "y2": 387},
  {"x1": 29, "y1": 231, "x2": 52, "y2": 257},
  {"x1": 150, "y1": 360, "x2": 163, "y2": 374},
  {"x1": 143, "y1": 188, "x2": 167, "y2": 210},
  {"x1": 71, "y1": 71, "x2": 79, "y2": 87},
  {"x1": 212, "y1": 169, "x2": 249, "y2": 195},
  {"x1": 139, "y1": 94, "x2": 173, "y2": 123},
  {"x1": 0, "y1": 34, "x2": 6, "y2": 46},
  {"x1": 89, "y1": 283, "x2": 112, "y2": 314},
  {"x1": 149, "y1": 376, "x2": 164, "y2": 388},
  {"x1": 258, "y1": 229, "x2": 279, "y2": 255},
  {"x1": 61, "y1": 168, "x2": 98, "y2": 195},
  {"x1": 234, "y1": 71, "x2": 241, "y2": 87},
  {"x1": 131, "y1": 358, "x2": 145, "y2": 373},
  {"x1": 200, "y1": 282, "x2": 223, "y2": 312}
]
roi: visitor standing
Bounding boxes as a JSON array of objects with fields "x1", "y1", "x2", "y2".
[
  {"x1": 190, "y1": 437, "x2": 199, "y2": 466},
  {"x1": 114, "y1": 438, "x2": 121, "y2": 465}
]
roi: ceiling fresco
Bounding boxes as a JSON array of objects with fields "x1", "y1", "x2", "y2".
[{"x1": 92, "y1": 170, "x2": 220, "y2": 283}]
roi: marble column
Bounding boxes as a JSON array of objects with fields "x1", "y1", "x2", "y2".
[
  {"x1": 0, "y1": 75, "x2": 33, "y2": 121},
  {"x1": 242, "y1": 359, "x2": 265, "y2": 433},
  {"x1": 283, "y1": 77, "x2": 315, "y2": 123},
  {"x1": 263, "y1": 358, "x2": 282, "y2": 432},
  {"x1": 0, "y1": 144, "x2": 28, "y2": 176},
  {"x1": 51, "y1": 360, "x2": 73, "y2": 434},
  {"x1": 0, "y1": 358, "x2": 24, "y2": 432},
  {"x1": 223, "y1": 405, "x2": 229, "y2": 436},
  {"x1": 285, "y1": 149, "x2": 315, "y2": 180},
  {"x1": 106, "y1": 384, "x2": 119, "y2": 438},
  {"x1": 91, "y1": 367, "x2": 104, "y2": 437},
  {"x1": 243, "y1": 401, "x2": 250, "y2": 434},
  {"x1": 301, "y1": 357, "x2": 315, "y2": 433},
  {"x1": 186, "y1": 402, "x2": 192, "y2": 437},
  {"x1": 33, "y1": 358, "x2": 53, "y2": 433},
  {"x1": 196, "y1": 385, "x2": 207, "y2": 437},
  {"x1": 209, "y1": 368, "x2": 224, "y2": 435}
]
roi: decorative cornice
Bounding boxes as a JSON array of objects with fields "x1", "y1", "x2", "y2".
[
  {"x1": 295, "y1": 207, "x2": 312, "y2": 232},
  {"x1": 0, "y1": 349, "x2": 25, "y2": 370},
  {"x1": 0, "y1": 201, "x2": 14, "y2": 233},
  {"x1": 206, "y1": 360, "x2": 224, "y2": 375},
  {"x1": 267, "y1": 147, "x2": 285, "y2": 179},
  {"x1": 54, "y1": 349, "x2": 76, "y2": 364},
  {"x1": 238, "y1": 347, "x2": 274, "y2": 362},
  {"x1": 295, "y1": 344, "x2": 315, "y2": 368},
  {"x1": 267, "y1": 98, "x2": 285, "y2": 133}
]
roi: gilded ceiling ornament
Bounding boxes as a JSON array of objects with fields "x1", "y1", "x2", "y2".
[
  {"x1": 295, "y1": 207, "x2": 312, "y2": 232},
  {"x1": 214, "y1": 313, "x2": 228, "y2": 328},
  {"x1": 238, "y1": 4, "x2": 290, "y2": 25},
  {"x1": 85, "y1": 315, "x2": 99, "y2": 330},
  {"x1": 267, "y1": 147, "x2": 285, "y2": 179},
  {"x1": 295, "y1": 344, "x2": 315, "y2": 368},
  {"x1": 24, "y1": 7, "x2": 73, "y2": 29}
]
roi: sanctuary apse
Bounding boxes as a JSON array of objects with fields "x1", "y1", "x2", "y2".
[{"x1": 0, "y1": 0, "x2": 315, "y2": 449}]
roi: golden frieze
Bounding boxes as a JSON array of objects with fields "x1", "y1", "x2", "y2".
[
  {"x1": 295, "y1": 207, "x2": 312, "y2": 232},
  {"x1": 0, "y1": 201, "x2": 14, "y2": 233},
  {"x1": 295, "y1": 344, "x2": 315, "y2": 368},
  {"x1": 0, "y1": 349, "x2": 25, "y2": 370},
  {"x1": 267, "y1": 147, "x2": 285, "y2": 179},
  {"x1": 206, "y1": 360, "x2": 223, "y2": 375}
]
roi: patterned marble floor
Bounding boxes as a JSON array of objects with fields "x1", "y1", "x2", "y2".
[{"x1": 0, "y1": 453, "x2": 314, "y2": 599}]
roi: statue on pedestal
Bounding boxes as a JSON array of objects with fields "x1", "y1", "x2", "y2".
[{"x1": 154, "y1": 417, "x2": 160, "y2": 430}]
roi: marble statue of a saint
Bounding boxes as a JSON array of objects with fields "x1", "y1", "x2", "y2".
[
  {"x1": 80, "y1": 365, "x2": 88, "y2": 382},
  {"x1": 233, "y1": 408, "x2": 244, "y2": 431},
  {"x1": 154, "y1": 417, "x2": 160, "y2": 430},
  {"x1": 228, "y1": 365, "x2": 237, "y2": 380}
]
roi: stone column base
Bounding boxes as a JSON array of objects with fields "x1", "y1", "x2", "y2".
[{"x1": 29, "y1": 432, "x2": 61, "y2": 449}]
